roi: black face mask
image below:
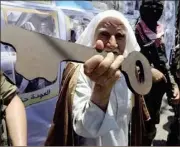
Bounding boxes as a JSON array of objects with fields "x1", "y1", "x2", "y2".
[{"x1": 140, "y1": 2, "x2": 164, "y2": 24}]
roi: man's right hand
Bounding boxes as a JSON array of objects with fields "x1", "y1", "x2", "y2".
[
  {"x1": 151, "y1": 68, "x2": 167, "y2": 83},
  {"x1": 84, "y1": 40, "x2": 123, "y2": 89},
  {"x1": 83, "y1": 40, "x2": 124, "y2": 111}
]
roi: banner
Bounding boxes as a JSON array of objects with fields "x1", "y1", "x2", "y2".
[
  {"x1": 1, "y1": 42, "x2": 65, "y2": 145},
  {"x1": 1, "y1": 1, "x2": 67, "y2": 40},
  {"x1": 55, "y1": 1, "x2": 96, "y2": 42},
  {"x1": 2, "y1": 5, "x2": 59, "y2": 38},
  {"x1": 123, "y1": 1, "x2": 140, "y2": 31},
  {"x1": 0, "y1": 1, "x2": 67, "y2": 145},
  {"x1": 163, "y1": 1, "x2": 176, "y2": 64}
]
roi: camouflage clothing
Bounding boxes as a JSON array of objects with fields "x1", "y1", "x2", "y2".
[
  {"x1": 175, "y1": 45, "x2": 180, "y2": 78},
  {"x1": 171, "y1": 2, "x2": 180, "y2": 82},
  {"x1": 175, "y1": 9, "x2": 180, "y2": 77},
  {"x1": 166, "y1": 3, "x2": 180, "y2": 145},
  {"x1": 0, "y1": 71, "x2": 17, "y2": 146}
]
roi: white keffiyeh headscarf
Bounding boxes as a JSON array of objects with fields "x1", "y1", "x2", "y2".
[{"x1": 76, "y1": 10, "x2": 140, "y2": 57}]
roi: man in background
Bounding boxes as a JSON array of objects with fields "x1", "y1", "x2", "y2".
[{"x1": 135, "y1": 0, "x2": 179, "y2": 145}]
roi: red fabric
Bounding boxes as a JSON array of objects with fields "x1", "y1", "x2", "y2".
[{"x1": 136, "y1": 20, "x2": 164, "y2": 48}]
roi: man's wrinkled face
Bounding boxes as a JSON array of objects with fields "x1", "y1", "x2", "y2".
[{"x1": 94, "y1": 17, "x2": 127, "y2": 55}]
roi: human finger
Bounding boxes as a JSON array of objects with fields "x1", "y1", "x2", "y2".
[
  {"x1": 93, "y1": 52, "x2": 115, "y2": 77},
  {"x1": 94, "y1": 40, "x2": 104, "y2": 52},
  {"x1": 107, "y1": 55, "x2": 124, "y2": 79},
  {"x1": 84, "y1": 55, "x2": 104, "y2": 74},
  {"x1": 105, "y1": 70, "x2": 121, "y2": 86}
]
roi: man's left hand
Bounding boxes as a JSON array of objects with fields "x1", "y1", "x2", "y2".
[{"x1": 171, "y1": 86, "x2": 180, "y2": 105}]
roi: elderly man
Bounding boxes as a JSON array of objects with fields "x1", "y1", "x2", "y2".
[
  {"x1": 45, "y1": 10, "x2": 141, "y2": 146},
  {"x1": 0, "y1": 71, "x2": 27, "y2": 146},
  {"x1": 72, "y1": 10, "x2": 141, "y2": 146}
]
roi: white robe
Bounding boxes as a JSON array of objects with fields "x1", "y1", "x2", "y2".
[{"x1": 72, "y1": 64, "x2": 132, "y2": 146}]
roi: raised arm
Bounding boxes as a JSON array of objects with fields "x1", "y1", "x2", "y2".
[{"x1": 72, "y1": 65, "x2": 119, "y2": 138}]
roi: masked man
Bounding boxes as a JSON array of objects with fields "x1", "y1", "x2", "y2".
[{"x1": 135, "y1": 0, "x2": 180, "y2": 145}]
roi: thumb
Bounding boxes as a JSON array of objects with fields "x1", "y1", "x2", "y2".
[
  {"x1": 94, "y1": 40, "x2": 104, "y2": 52},
  {"x1": 173, "y1": 92, "x2": 178, "y2": 97}
]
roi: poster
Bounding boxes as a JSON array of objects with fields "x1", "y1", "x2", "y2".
[
  {"x1": 55, "y1": 1, "x2": 95, "y2": 42},
  {"x1": 4, "y1": 1, "x2": 55, "y2": 7},
  {"x1": 163, "y1": 1, "x2": 176, "y2": 63},
  {"x1": 1, "y1": 9, "x2": 6, "y2": 28},
  {"x1": 0, "y1": 41, "x2": 68, "y2": 145},
  {"x1": 1, "y1": 43, "x2": 16, "y2": 83},
  {"x1": 91, "y1": 1, "x2": 140, "y2": 30},
  {"x1": 63, "y1": 12, "x2": 94, "y2": 42},
  {"x1": 123, "y1": 1, "x2": 139, "y2": 31},
  {"x1": 0, "y1": 2, "x2": 67, "y2": 145},
  {"x1": 123, "y1": 1, "x2": 136, "y2": 15},
  {"x1": 63, "y1": 13, "x2": 92, "y2": 42},
  {"x1": 1, "y1": 1, "x2": 68, "y2": 40},
  {"x1": 67, "y1": 14, "x2": 92, "y2": 42},
  {"x1": 29, "y1": 1, "x2": 54, "y2": 5},
  {"x1": 0, "y1": 2, "x2": 66, "y2": 145},
  {"x1": 1, "y1": 5, "x2": 60, "y2": 38}
]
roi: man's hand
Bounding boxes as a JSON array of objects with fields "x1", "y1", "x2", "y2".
[
  {"x1": 84, "y1": 40, "x2": 123, "y2": 89},
  {"x1": 171, "y1": 86, "x2": 180, "y2": 105},
  {"x1": 84, "y1": 40, "x2": 124, "y2": 111},
  {"x1": 151, "y1": 68, "x2": 167, "y2": 83}
]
